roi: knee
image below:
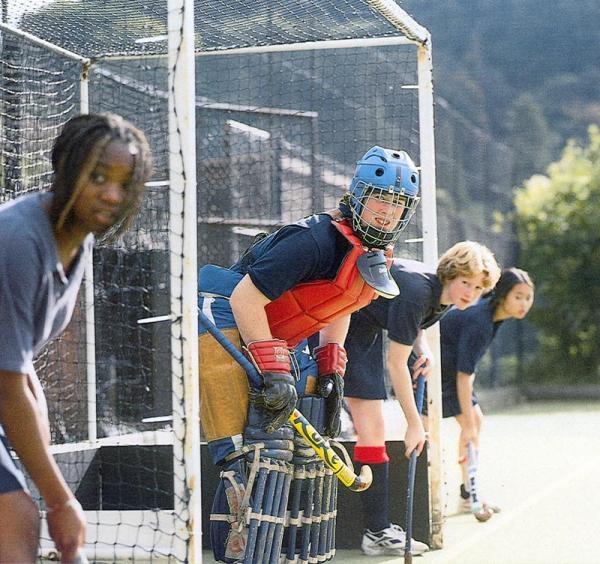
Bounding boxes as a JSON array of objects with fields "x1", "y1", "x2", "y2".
[{"x1": 348, "y1": 401, "x2": 384, "y2": 437}]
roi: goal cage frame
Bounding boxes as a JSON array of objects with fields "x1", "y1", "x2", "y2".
[{"x1": 0, "y1": 0, "x2": 441, "y2": 561}]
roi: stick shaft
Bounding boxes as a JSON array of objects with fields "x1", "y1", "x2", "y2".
[
  {"x1": 404, "y1": 376, "x2": 426, "y2": 562},
  {"x1": 467, "y1": 442, "x2": 482, "y2": 512}
]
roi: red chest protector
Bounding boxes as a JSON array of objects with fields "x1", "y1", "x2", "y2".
[{"x1": 265, "y1": 219, "x2": 391, "y2": 347}]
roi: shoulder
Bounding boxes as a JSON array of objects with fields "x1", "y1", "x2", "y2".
[
  {"x1": 298, "y1": 213, "x2": 348, "y2": 241},
  {"x1": 447, "y1": 300, "x2": 495, "y2": 342},
  {"x1": 0, "y1": 194, "x2": 54, "y2": 279},
  {"x1": 290, "y1": 214, "x2": 351, "y2": 259},
  {"x1": 267, "y1": 214, "x2": 338, "y2": 243},
  {"x1": 391, "y1": 259, "x2": 437, "y2": 303},
  {"x1": 0, "y1": 224, "x2": 43, "y2": 272},
  {"x1": 464, "y1": 298, "x2": 495, "y2": 325},
  {"x1": 0, "y1": 193, "x2": 51, "y2": 242}
]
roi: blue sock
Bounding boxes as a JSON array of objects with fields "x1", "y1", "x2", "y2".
[{"x1": 358, "y1": 461, "x2": 390, "y2": 532}]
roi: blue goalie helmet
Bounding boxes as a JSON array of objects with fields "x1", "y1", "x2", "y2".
[{"x1": 348, "y1": 146, "x2": 420, "y2": 248}]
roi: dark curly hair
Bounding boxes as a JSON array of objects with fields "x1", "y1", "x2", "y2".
[{"x1": 49, "y1": 112, "x2": 153, "y2": 240}]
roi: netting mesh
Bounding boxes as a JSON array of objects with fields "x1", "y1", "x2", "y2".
[
  {"x1": 0, "y1": 1, "x2": 430, "y2": 561},
  {"x1": 0, "y1": 21, "x2": 186, "y2": 563},
  {"x1": 8, "y1": 0, "x2": 420, "y2": 57},
  {"x1": 195, "y1": 46, "x2": 423, "y2": 267},
  {"x1": 435, "y1": 99, "x2": 521, "y2": 388}
]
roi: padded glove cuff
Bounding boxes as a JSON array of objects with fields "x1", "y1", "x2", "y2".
[
  {"x1": 245, "y1": 339, "x2": 291, "y2": 373},
  {"x1": 314, "y1": 343, "x2": 347, "y2": 377}
]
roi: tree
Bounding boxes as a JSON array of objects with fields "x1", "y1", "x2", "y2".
[{"x1": 514, "y1": 125, "x2": 600, "y2": 382}]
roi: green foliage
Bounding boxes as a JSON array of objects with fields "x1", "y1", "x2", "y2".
[{"x1": 515, "y1": 126, "x2": 600, "y2": 382}]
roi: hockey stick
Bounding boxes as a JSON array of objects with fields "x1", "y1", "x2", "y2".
[
  {"x1": 404, "y1": 375, "x2": 426, "y2": 564},
  {"x1": 467, "y1": 441, "x2": 495, "y2": 522},
  {"x1": 198, "y1": 310, "x2": 373, "y2": 492}
]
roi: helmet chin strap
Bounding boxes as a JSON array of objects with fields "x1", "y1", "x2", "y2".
[{"x1": 356, "y1": 250, "x2": 399, "y2": 299}]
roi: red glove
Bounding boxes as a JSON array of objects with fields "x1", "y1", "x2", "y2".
[
  {"x1": 313, "y1": 343, "x2": 347, "y2": 377},
  {"x1": 245, "y1": 339, "x2": 297, "y2": 432},
  {"x1": 313, "y1": 343, "x2": 347, "y2": 438},
  {"x1": 246, "y1": 339, "x2": 291, "y2": 373}
]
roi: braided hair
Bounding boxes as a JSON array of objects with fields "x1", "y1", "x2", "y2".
[
  {"x1": 49, "y1": 112, "x2": 153, "y2": 240},
  {"x1": 487, "y1": 267, "x2": 534, "y2": 310}
]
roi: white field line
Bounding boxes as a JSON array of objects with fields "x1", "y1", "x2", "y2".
[{"x1": 432, "y1": 458, "x2": 599, "y2": 562}]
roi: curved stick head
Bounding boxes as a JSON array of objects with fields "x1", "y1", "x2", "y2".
[
  {"x1": 474, "y1": 503, "x2": 496, "y2": 522},
  {"x1": 350, "y1": 464, "x2": 373, "y2": 492}
]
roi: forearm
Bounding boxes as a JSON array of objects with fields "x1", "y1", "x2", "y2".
[
  {"x1": 28, "y1": 371, "x2": 50, "y2": 443},
  {"x1": 456, "y1": 371, "x2": 475, "y2": 421},
  {"x1": 230, "y1": 275, "x2": 273, "y2": 343},
  {"x1": 0, "y1": 375, "x2": 73, "y2": 507},
  {"x1": 389, "y1": 362, "x2": 422, "y2": 424},
  {"x1": 412, "y1": 329, "x2": 432, "y2": 359},
  {"x1": 318, "y1": 315, "x2": 350, "y2": 346}
]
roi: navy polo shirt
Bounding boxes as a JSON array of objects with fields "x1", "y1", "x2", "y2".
[
  {"x1": 440, "y1": 297, "x2": 504, "y2": 384},
  {"x1": 231, "y1": 213, "x2": 351, "y2": 300},
  {"x1": 0, "y1": 192, "x2": 92, "y2": 492},
  {"x1": 348, "y1": 259, "x2": 449, "y2": 345},
  {"x1": 344, "y1": 259, "x2": 450, "y2": 399}
]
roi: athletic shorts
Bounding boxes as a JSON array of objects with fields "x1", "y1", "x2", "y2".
[
  {"x1": 421, "y1": 378, "x2": 479, "y2": 418},
  {"x1": 0, "y1": 430, "x2": 27, "y2": 494},
  {"x1": 344, "y1": 328, "x2": 418, "y2": 401},
  {"x1": 344, "y1": 327, "x2": 387, "y2": 399}
]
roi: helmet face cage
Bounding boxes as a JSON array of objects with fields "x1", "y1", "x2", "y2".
[
  {"x1": 347, "y1": 146, "x2": 420, "y2": 248},
  {"x1": 349, "y1": 182, "x2": 420, "y2": 248}
]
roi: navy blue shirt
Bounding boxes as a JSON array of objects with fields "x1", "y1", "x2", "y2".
[
  {"x1": 231, "y1": 213, "x2": 351, "y2": 300},
  {"x1": 440, "y1": 297, "x2": 504, "y2": 385},
  {"x1": 348, "y1": 259, "x2": 450, "y2": 345}
]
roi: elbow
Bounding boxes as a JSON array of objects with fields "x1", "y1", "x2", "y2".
[
  {"x1": 230, "y1": 275, "x2": 250, "y2": 314},
  {"x1": 230, "y1": 275, "x2": 270, "y2": 316}
]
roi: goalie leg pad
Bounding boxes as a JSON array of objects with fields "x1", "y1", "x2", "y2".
[
  {"x1": 210, "y1": 457, "x2": 249, "y2": 563},
  {"x1": 242, "y1": 405, "x2": 295, "y2": 563},
  {"x1": 199, "y1": 328, "x2": 249, "y2": 450},
  {"x1": 285, "y1": 396, "x2": 338, "y2": 563}
]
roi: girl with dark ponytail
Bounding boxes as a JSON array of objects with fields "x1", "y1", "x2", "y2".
[{"x1": 439, "y1": 267, "x2": 534, "y2": 515}]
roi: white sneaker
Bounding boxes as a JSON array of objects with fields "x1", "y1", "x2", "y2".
[{"x1": 361, "y1": 523, "x2": 429, "y2": 556}]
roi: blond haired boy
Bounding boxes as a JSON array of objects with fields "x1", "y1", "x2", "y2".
[{"x1": 342, "y1": 241, "x2": 500, "y2": 557}]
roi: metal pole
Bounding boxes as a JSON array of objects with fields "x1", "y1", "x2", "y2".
[
  {"x1": 79, "y1": 62, "x2": 98, "y2": 443},
  {"x1": 168, "y1": 0, "x2": 201, "y2": 561},
  {"x1": 417, "y1": 40, "x2": 444, "y2": 551}
]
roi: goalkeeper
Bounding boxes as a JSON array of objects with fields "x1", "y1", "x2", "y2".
[{"x1": 198, "y1": 146, "x2": 420, "y2": 563}]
